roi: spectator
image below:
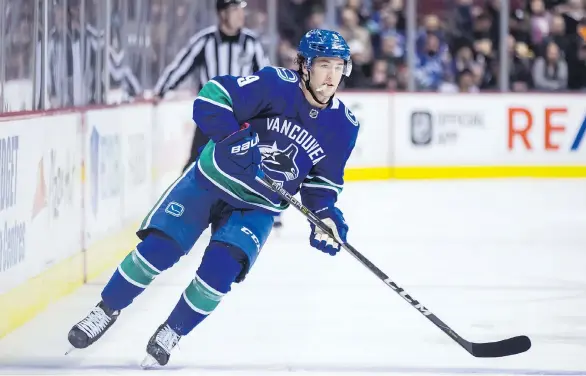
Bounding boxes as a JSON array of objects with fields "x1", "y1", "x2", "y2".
[
  {"x1": 417, "y1": 14, "x2": 448, "y2": 55},
  {"x1": 451, "y1": 44, "x2": 485, "y2": 88},
  {"x1": 5, "y1": 0, "x2": 586, "y2": 113},
  {"x1": 568, "y1": 18, "x2": 586, "y2": 89},
  {"x1": 389, "y1": 0, "x2": 406, "y2": 31},
  {"x1": 456, "y1": 68, "x2": 480, "y2": 93},
  {"x1": 448, "y1": 0, "x2": 475, "y2": 47},
  {"x1": 108, "y1": 26, "x2": 142, "y2": 103},
  {"x1": 277, "y1": 39, "x2": 299, "y2": 69},
  {"x1": 505, "y1": 34, "x2": 534, "y2": 87},
  {"x1": 4, "y1": 1, "x2": 34, "y2": 82},
  {"x1": 473, "y1": 38, "x2": 494, "y2": 68},
  {"x1": 439, "y1": 61, "x2": 480, "y2": 93},
  {"x1": 380, "y1": 32, "x2": 404, "y2": 62},
  {"x1": 419, "y1": 14, "x2": 443, "y2": 39},
  {"x1": 511, "y1": 68, "x2": 534, "y2": 91},
  {"x1": 484, "y1": 0, "x2": 502, "y2": 45},
  {"x1": 366, "y1": 0, "x2": 395, "y2": 35},
  {"x1": 371, "y1": 6, "x2": 405, "y2": 57},
  {"x1": 471, "y1": 11, "x2": 497, "y2": 87},
  {"x1": 473, "y1": 12, "x2": 494, "y2": 43},
  {"x1": 278, "y1": 0, "x2": 324, "y2": 46},
  {"x1": 345, "y1": 0, "x2": 372, "y2": 26},
  {"x1": 509, "y1": 7, "x2": 532, "y2": 46},
  {"x1": 379, "y1": 32, "x2": 406, "y2": 88},
  {"x1": 414, "y1": 33, "x2": 447, "y2": 91},
  {"x1": 529, "y1": 0, "x2": 552, "y2": 48},
  {"x1": 247, "y1": 9, "x2": 272, "y2": 52},
  {"x1": 507, "y1": 33, "x2": 534, "y2": 90},
  {"x1": 541, "y1": 14, "x2": 572, "y2": 56},
  {"x1": 338, "y1": 6, "x2": 373, "y2": 87},
  {"x1": 306, "y1": 5, "x2": 333, "y2": 30},
  {"x1": 36, "y1": 0, "x2": 105, "y2": 108},
  {"x1": 370, "y1": 59, "x2": 390, "y2": 88},
  {"x1": 557, "y1": 0, "x2": 585, "y2": 36},
  {"x1": 532, "y1": 41, "x2": 568, "y2": 90},
  {"x1": 573, "y1": 41, "x2": 586, "y2": 90}
]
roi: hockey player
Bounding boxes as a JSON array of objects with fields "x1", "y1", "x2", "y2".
[{"x1": 67, "y1": 29, "x2": 359, "y2": 367}]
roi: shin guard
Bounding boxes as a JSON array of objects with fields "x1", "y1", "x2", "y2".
[
  {"x1": 101, "y1": 232, "x2": 184, "y2": 310},
  {"x1": 166, "y1": 242, "x2": 244, "y2": 335}
]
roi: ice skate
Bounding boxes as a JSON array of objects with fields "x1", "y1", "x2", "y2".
[
  {"x1": 67, "y1": 300, "x2": 120, "y2": 350},
  {"x1": 141, "y1": 323, "x2": 181, "y2": 367},
  {"x1": 273, "y1": 214, "x2": 283, "y2": 229}
]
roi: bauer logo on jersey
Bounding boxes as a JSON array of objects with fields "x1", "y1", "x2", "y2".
[
  {"x1": 259, "y1": 142, "x2": 300, "y2": 181},
  {"x1": 231, "y1": 134, "x2": 259, "y2": 155},
  {"x1": 410, "y1": 111, "x2": 433, "y2": 146}
]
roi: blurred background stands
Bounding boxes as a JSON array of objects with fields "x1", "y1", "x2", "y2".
[{"x1": 1, "y1": 0, "x2": 585, "y2": 113}]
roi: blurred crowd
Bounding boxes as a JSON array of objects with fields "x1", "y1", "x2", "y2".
[
  {"x1": 2, "y1": 0, "x2": 586, "y2": 113},
  {"x1": 275, "y1": 0, "x2": 586, "y2": 92}
]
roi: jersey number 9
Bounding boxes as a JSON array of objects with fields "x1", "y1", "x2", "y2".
[{"x1": 237, "y1": 75, "x2": 260, "y2": 87}]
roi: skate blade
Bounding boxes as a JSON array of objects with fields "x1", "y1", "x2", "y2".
[
  {"x1": 64, "y1": 346, "x2": 77, "y2": 356},
  {"x1": 140, "y1": 354, "x2": 160, "y2": 369}
]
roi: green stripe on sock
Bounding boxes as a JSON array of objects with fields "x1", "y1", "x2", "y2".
[
  {"x1": 119, "y1": 250, "x2": 159, "y2": 287},
  {"x1": 199, "y1": 80, "x2": 233, "y2": 108},
  {"x1": 132, "y1": 250, "x2": 160, "y2": 276},
  {"x1": 184, "y1": 276, "x2": 223, "y2": 314}
]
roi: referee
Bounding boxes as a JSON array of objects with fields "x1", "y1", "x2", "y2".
[{"x1": 154, "y1": 0, "x2": 270, "y2": 171}]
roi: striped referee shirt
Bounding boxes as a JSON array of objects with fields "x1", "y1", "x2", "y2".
[{"x1": 154, "y1": 25, "x2": 270, "y2": 97}]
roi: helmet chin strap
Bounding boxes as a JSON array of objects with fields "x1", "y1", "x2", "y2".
[{"x1": 304, "y1": 71, "x2": 332, "y2": 106}]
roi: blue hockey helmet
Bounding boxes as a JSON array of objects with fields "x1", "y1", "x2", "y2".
[{"x1": 298, "y1": 29, "x2": 352, "y2": 77}]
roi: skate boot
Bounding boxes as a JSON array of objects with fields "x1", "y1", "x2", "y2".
[
  {"x1": 68, "y1": 300, "x2": 120, "y2": 349},
  {"x1": 141, "y1": 323, "x2": 181, "y2": 367}
]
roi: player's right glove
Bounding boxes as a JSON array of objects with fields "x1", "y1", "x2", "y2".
[
  {"x1": 309, "y1": 206, "x2": 348, "y2": 256},
  {"x1": 214, "y1": 123, "x2": 261, "y2": 180}
]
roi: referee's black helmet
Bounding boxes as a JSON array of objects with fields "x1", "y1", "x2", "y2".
[{"x1": 216, "y1": 0, "x2": 247, "y2": 12}]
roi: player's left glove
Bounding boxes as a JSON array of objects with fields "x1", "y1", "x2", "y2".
[
  {"x1": 214, "y1": 123, "x2": 261, "y2": 180},
  {"x1": 309, "y1": 207, "x2": 348, "y2": 256}
]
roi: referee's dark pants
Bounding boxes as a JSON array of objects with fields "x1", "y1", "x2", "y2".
[{"x1": 182, "y1": 126, "x2": 210, "y2": 172}]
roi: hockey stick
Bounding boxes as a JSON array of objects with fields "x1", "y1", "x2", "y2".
[{"x1": 256, "y1": 171, "x2": 531, "y2": 358}]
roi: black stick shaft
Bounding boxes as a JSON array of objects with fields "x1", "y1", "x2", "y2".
[
  {"x1": 256, "y1": 172, "x2": 472, "y2": 353},
  {"x1": 256, "y1": 171, "x2": 531, "y2": 358}
]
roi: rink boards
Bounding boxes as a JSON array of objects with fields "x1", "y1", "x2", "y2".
[
  {"x1": 336, "y1": 92, "x2": 586, "y2": 179},
  {"x1": 0, "y1": 92, "x2": 585, "y2": 338},
  {"x1": 0, "y1": 101, "x2": 194, "y2": 338}
]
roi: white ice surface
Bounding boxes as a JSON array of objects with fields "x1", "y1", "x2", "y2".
[{"x1": 1, "y1": 179, "x2": 586, "y2": 376}]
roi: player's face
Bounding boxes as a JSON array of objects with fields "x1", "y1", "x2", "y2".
[{"x1": 309, "y1": 57, "x2": 345, "y2": 99}]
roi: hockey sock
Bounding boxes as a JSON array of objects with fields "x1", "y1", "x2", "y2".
[
  {"x1": 166, "y1": 242, "x2": 243, "y2": 336},
  {"x1": 101, "y1": 231, "x2": 184, "y2": 311}
]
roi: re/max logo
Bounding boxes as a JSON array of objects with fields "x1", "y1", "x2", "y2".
[{"x1": 508, "y1": 107, "x2": 585, "y2": 151}]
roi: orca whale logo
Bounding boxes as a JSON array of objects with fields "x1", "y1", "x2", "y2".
[{"x1": 259, "y1": 142, "x2": 300, "y2": 181}]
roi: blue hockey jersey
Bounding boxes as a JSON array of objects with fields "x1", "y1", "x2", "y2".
[{"x1": 191, "y1": 66, "x2": 359, "y2": 214}]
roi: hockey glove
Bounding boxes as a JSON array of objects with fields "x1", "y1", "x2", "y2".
[
  {"x1": 309, "y1": 207, "x2": 348, "y2": 256},
  {"x1": 214, "y1": 123, "x2": 261, "y2": 180}
]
